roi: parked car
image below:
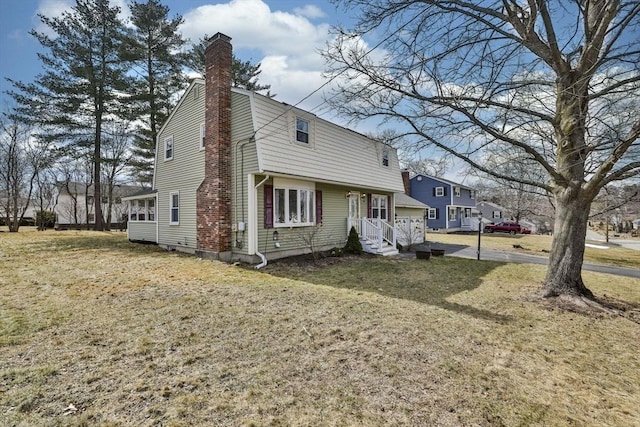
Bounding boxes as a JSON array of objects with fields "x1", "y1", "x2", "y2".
[{"x1": 484, "y1": 221, "x2": 527, "y2": 235}]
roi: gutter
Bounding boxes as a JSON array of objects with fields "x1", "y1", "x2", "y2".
[{"x1": 253, "y1": 174, "x2": 270, "y2": 269}]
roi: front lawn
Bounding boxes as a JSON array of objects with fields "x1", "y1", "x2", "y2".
[{"x1": 1, "y1": 230, "x2": 638, "y2": 426}]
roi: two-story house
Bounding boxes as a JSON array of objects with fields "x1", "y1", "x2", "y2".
[
  {"x1": 54, "y1": 182, "x2": 142, "y2": 230},
  {"x1": 125, "y1": 33, "x2": 406, "y2": 264},
  {"x1": 409, "y1": 174, "x2": 478, "y2": 232}
]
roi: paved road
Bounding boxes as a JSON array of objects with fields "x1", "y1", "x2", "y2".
[{"x1": 417, "y1": 243, "x2": 640, "y2": 279}]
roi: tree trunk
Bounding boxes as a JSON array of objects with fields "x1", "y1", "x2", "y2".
[{"x1": 544, "y1": 190, "x2": 594, "y2": 298}]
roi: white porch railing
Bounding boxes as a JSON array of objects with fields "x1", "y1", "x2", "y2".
[{"x1": 347, "y1": 217, "x2": 397, "y2": 252}]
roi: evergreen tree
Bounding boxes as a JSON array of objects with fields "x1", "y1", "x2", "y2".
[
  {"x1": 126, "y1": 0, "x2": 188, "y2": 184},
  {"x1": 7, "y1": 0, "x2": 131, "y2": 231},
  {"x1": 185, "y1": 34, "x2": 273, "y2": 95}
]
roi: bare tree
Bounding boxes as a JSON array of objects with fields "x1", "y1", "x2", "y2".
[
  {"x1": 0, "y1": 109, "x2": 52, "y2": 231},
  {"x1": 101, "y1": 121, "x2": 132, "y2": 229},
  {"x1": 325, "y1": 1, "x2": 640, "y2": 305}
]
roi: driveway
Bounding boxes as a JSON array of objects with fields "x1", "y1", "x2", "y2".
[
  {"x1": 414, "y1": 242, "x2": 640, "y2": 279},
  {"x1": 587, "y1": 229, "x2": 640, "y2": 252}
]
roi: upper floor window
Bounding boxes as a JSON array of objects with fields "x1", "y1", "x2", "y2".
[
  {"x1": 435, "y1": 187, "x2": 445, "y2": 197},
  {"x1": 200, "y1": 123, "x2": 205, "y2": 150},
  {"x1": 470, "y1": 190, "x2": 475, "y2": 199},
  {"x1": 382, "y1": 149, "x2": 389, "y2": 167},
  {"x1": 296, "y1": 118, "x2": 309, "y2": 144},
  {"x1": 454, "y1": 186, "x2": 461, "y2": 197},
  {"x1": 165, "y1": 136, "x2": 174, "y2": 161}
]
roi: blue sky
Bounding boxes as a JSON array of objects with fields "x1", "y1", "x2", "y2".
[{"x1": 0, "y1": 0, "x2": 358, "y2": 124}]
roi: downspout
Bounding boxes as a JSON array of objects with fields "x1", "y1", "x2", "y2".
[{"x1": 254, "y1": 174, "x2": 270, "y2": 269}]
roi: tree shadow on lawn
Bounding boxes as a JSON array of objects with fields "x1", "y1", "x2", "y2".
[{"x1": 263, "y1": 255, "x2": 512, "y2": 324}]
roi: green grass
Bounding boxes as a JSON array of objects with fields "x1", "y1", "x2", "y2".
[{"x1": 1, "y1": 229, "x2": 639, "y2": 426}]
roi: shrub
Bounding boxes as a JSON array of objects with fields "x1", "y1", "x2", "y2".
[
  {"x1": 343, "y1": 226, "x2": 363, "y2": 255},
  {"x1": 36, "y1": 211, "x2": 56, "y2": 230}
]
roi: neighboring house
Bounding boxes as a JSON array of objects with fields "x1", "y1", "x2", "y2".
[
  {"x1": 125, "y1": 33, "x2": 405, "y2": 263},
  {"x1": 394, "y1": 192, "x2": 428, "y2": 247},
  {"x1": 54, "y1": 182, "x2": 143, "y2": 229},
  {"x1": 476, "y1": 200, "x2": 538, "y2": 233},
  {"x1": 0, "y1": 191, "x2": 38, "y2": 226},
  {"x1": 476, "y1": 200, "x2": 507, "y2": 221},
  {"x1": 409, "y1": 174, "x2": 478, "y2": 232}
]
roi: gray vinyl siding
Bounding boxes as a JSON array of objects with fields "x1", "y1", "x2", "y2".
[
  {"x1": 128, "y1": 222, "x2": 157, "y2": 243},
  {"x1": 252, "y1": 94, "x2": 404, "y2": 193},
  {"x1": 154, "y1": 82, "x2": 206, "y2": 252}
]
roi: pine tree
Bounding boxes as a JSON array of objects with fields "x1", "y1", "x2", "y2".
[
  {"x1": 185, "y1": 34, "x2": 273, "y2": 95},
  {"x1": 7, "y1": 0, "x2": 131, "y2": 231},
  {"x1": 126, "y1": 0, "x2": 188, "y2": 184}
]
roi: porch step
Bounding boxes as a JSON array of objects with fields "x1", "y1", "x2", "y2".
[{"x1": 361, "y1": 239, "x2": 399, "y2": 256}]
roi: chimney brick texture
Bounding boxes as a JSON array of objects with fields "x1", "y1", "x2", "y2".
[
  {"x1": 196, "y1": 33, "x2": 233, "y2": 256},
  {"x1": 401, "y1": 170, "x2": 411, "y2": 195}
]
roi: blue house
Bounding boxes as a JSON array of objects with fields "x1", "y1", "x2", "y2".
[{"x1": 409, "y1": 174, "x2": 478, "y2": 232}]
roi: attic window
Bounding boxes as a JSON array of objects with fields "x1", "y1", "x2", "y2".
[
  {"x1": 296, "y1": 118, "x2": 309, "y2": 144},
  {"x1": 382, "y1": 149, "x2": 389, "y2": 167}
]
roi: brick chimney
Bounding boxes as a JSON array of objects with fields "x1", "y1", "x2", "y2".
[
  {"x1": 196, "y1": 32, "x2": 233, "y2": 261},
  {"x1": 401, "y1": 170, "x2": 411, "y2": 195}
]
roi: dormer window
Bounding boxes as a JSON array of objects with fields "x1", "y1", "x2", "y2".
[{"x1": 296, "y1": 118, "x2": 309, "y2": 143}]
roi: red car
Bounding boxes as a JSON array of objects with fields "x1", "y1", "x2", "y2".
[{"x1": 484, "y1": 221, "x2": 528, "y2": 235}]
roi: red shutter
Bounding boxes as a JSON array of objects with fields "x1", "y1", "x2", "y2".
[
  {"x1": 387, "y1": 195, "x2": 391, "y2": 221},
  {"x1": 315, "y1": 190, "x2": 323, "y2": 224},
  {"x1": 264, "y1": 185, "x2": 273, "y2": 229}
]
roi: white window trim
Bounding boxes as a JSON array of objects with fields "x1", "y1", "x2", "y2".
[
  {"x1": 435, "y1": 187, "x2": 444, "y2": 197},
  {"x1": 273, "y1": 177, "x2": 316, "y2": 228},
  {"x1": 382, "y1": 149, "x2": 389, "y2": 167},
  {"x1": 454, "y1": 186, "x2": 461, "y2": 197},
  {"x1": 164, "y1": 136, "x2": 174, "y2": 161},
  {"x1": 200, "y1": 123, "x2": 205, "y2": 150},
  {"x1": 448, "y1": 206, "x2": 457, "y2": 221},
  {"x1": 169, "y1": 192, "x2": 179, "y2": 225},
  {"x1": 291, "y1": 113, "x2": 315, "y2": 148},
  {"x1": 129, "y1": 199, "x2": 156, "y2": 222},
  {"x1": 428, "y1": 208, "x2": 437, "y2": 220},
  {"x1": 470, "y1": 190, "x2": 475, "y2": 199}
]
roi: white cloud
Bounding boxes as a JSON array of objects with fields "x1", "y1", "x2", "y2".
[
  {"x1": 35, "y1": 0, "x2": 131, "y2": 36},
  {"x1": 179, "y1": 0, "x2": 334, "y2": 111},
  {"x1": 293, "y1": 5, "x2": 326, "y2": 19}
]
